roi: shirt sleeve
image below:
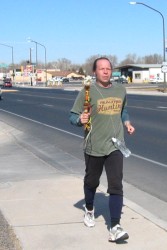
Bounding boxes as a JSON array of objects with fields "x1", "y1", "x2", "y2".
[
  {"x1": 121, "y1": 95, "x2": 130, "y2": 123},
  {"x1": 69, "y1": 89, "x2": 85, "y2": 127},
  {"x1": 70, "y1": 88, "x2": 85, "y2": 113},
  {"x1": 69, "y1": 112, "x2": 82, "y2": 127}
]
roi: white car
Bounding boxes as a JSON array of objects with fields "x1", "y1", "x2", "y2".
[{"x1": 150, "y1": 77, "x2": 163, "y2": 83}]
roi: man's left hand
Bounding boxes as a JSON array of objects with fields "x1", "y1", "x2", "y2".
[{"x1": 124, "y1": 121, "x2": 135, "y2": 135}]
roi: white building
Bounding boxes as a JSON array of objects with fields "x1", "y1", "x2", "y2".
[{"x1": 114, "y1": 64, "x2": 166, "y2": 83}]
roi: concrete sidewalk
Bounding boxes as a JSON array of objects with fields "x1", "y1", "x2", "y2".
[{"x1": 0, "y1": 122, "x2": 167, "y2": 250}]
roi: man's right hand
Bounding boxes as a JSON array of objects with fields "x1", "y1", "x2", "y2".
[{"x1": 80, "y1": 112, "x2": 90, "y2": 124}]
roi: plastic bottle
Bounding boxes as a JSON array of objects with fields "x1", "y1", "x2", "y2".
[{"x1": 112, "y1": 137, "x2": 131, "y2": 158}]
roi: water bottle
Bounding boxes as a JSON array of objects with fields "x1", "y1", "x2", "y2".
[{"x1": 112, "y1": 137, "x2": 131, "y2": 158}]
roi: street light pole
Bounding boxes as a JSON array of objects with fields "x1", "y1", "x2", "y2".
[
  {"x1": 28, "y1": 39, "x2": 47, "y2": 86},
  {"x1": 36, "y1": 42, "x2": 47, "y2": 86},
  {"x1": 29, "y1": 48, "x2": 33, "y2": 86},
  {"x1": 129, "y1": 2, "x2": 166, "y2": 91},
  {"x1": 29, "y1": 40, "x2": 38, "y2": 84},
  {"x1": 0, "y1": 43, "x2": 14, "y2": 81}
]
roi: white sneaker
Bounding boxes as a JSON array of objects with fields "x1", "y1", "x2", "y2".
[
  {"x1": 84, "y1": 206, "x2": 95, "y2": 227},
  {"x1": 108, "y1": 224, "x2": 129, "y2": 242}
]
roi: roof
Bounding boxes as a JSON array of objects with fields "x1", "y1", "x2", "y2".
[
  {"x1": 47, "y1": 70, "x2": 84, "y2": 78},
  {"x1": 114, "y1": 64, "x2": 162, "y2": 70},
  {"x1": 47, "y1": 70, "x2": 73, "y2": 77}
]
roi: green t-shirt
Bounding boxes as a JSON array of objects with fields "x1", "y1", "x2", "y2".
[{"x1": 71, "y1": 83, "x2": 127, "y2": 156}]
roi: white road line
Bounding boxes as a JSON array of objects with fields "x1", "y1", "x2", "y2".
[
  {"x1": 11, "y1": 92, "x2": 74, "y2": 101},
  {"x1": 0, "y1": 108, "x2": 166, "y2": 168},
  {"x1": 43, "y1": 104, "x2": 54, "y2": 107},
  {"x1": 157, "y1": 106, "x2": 167, "y2": 109},
  {"x1": 0, "y1": 109, "x2": 83, "y2": 138},
  {"x1": 129, "y1": 105, "x2": 167, "y2": 111},
  {"x1": 132, "y1": 153, "x2": 167, "y2": 168}
]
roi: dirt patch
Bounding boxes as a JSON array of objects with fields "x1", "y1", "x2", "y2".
[{"x1": 0, "y1": 210, "x2": 22, "y2": 250}]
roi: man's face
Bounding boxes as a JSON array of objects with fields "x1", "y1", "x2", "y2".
[{"x1": 94, "y1": 59, "x2": 112, "y2": 85}]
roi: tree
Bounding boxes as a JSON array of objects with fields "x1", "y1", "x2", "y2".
[
  {"x1": 71, "y1": 63, "x2": 81, "y2": 72},
  {"x1": 83, "y1": 54, "x2": 118, "y2": 75},
  {"x1": 119, "y1": 53, "x2": 138, "y2": 66},
  {"x1": 83, "y1": 54, "x2": 101, "y2": 75},
  {"x1": 119, "y1": 53, "x2": 163, "y2": 65},
  {"x1": 56, "y1": 58, "x2": 72, "y2": 71},
  {"x1": 15, "y1": 53, "x2": 163, "y2": 72},
  {"x1": 143, "y1": 54, "x2": 162, "y2": 64},
  {"x1": 78, "y1": 67, "x2": 85, "y2": 75}
]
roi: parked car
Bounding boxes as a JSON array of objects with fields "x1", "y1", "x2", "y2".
[
  {"x1": 149, "y1": 77, "x2": 163, "y2": 84},
  {"x1": 115, "y1": 77, "x2": 128, "y2": 84},
  {"x1": 62, "y1": 77, "x2": 69, "y2": 83},
  {"x1": 110, "y1": 77, "x2": 115, "y2": 82},
  {"x1": 3, "y1": 78, "x2": 12, "y2": 87},
  {"x1": 52, "y1": 77, "x2": 63, "y2": 82}
]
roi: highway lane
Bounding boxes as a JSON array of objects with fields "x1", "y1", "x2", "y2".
[
  {"x1": 125, "y1": 94, "x2": 167, "y2": 165},
  {"x1": 0, "y1": 88, "x2": 167, "y2": 211},
  {"x1": 0, "y1": 88, "x2": 81, "y2": 136},
  {"x1": 1, "y1": 88, "x2": 167, "y2": 164}
]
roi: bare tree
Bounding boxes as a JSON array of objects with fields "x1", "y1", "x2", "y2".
[
  {"x1": 119, "y1": 53, "x2": 163, "y2": 65},
  {"x1": 16, "y1": 53, "x2": 163, "y2": 73},
  {"x1": 56, "y1": 58, "x2": 72, "y2": 70},
  {"x1": 83, "y1": 54, "x2": 100, "y2": 75},
  {"x1": 119, "y1": 53, "x2": 138, "y2": 66},
  {"x1": 143, "y1": 54, "x2": 162, "y2": 64},
  {"x1": 83, "y1": 54, "x2": 118, "y2": 75},
  {"x1": 46, "y1": 58, "x2": 72, "y2": 70},
  {"x1": 71, "y1": 63, "x2": 82, "y2": 72}
]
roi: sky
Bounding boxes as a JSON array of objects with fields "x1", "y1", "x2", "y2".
[{"x1": 0, "y1": 0, "x2": 167, "y2": 66}]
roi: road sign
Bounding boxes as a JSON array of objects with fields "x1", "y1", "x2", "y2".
[
  {"x1": 162, "y1": 62, "x2": 167, "y2": 66},
  {"x1": 0, "y1": 63, "x2": 8, "y2": 68},
  {"x1": 26, "y1": 65, "x2": 32, "y2": 72},
  {"x1": 161, "y1": 65, "x2": 167, "y2": 73}
]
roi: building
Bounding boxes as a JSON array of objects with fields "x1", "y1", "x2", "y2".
[
  {"x1": 47, "y1": 70, "x2": 84, "y2": 80},
  {"x1": 114, "y1": 64, "x2": 166, "y2": 83},
  {"x1": 9, "y1": 68, "x2": 85, "y2": 84}
]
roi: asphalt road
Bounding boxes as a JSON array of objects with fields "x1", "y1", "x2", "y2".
[{"x1": 0, "y1": 87, "x2": 167, "y2": 222}]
